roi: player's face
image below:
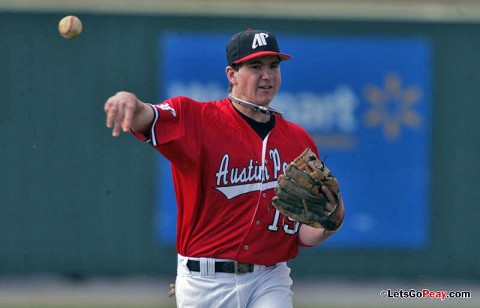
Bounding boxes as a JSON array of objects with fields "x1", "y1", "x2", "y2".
[{"x1": 231, "y1": 56, "x2": 281, "y2": 106}]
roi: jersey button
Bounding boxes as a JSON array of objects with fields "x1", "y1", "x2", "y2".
[
  {"x1": 256, "y1": 220, "x2": 260, "y2": 226},
  {"x1": 244, "y1": 245, "x2": 249, "y2": 250},
  {"x1": 262, "y1": 193, "x2": 267, "y2": 198}
]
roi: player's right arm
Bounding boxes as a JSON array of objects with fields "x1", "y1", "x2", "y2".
[{"x1": 104, "y1": 91, "x2": 154, "y2": 137}]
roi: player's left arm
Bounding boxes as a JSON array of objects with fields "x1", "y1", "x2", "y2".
[{"x1": 298, "y1": 186, "x2": 345, "y2": 246}]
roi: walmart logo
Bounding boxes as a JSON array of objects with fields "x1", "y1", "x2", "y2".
[{"x1": 363, "y1": 73, "x2": 422, "y2": 141}]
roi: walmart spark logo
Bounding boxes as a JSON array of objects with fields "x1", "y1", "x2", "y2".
[{"x1": 363, "y1": 73, "x2": 422, "y2": 141}]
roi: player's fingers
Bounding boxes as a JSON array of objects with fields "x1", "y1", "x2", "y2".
[
  {"x1": 112, "y1": 104, "x2": 125, "y2": 137},
  {"x1": 105, "y1": 101, "x2": 118, "y2": 129},
  {"x1": 321, "y1": 185, "x2": 336, "y2": 211},
  {"x1": 104, "y1": 98, "x2": 112, "y2": 114},
  {"x1": 121, "y1": 103, "x2": 136, "y2": 132}
]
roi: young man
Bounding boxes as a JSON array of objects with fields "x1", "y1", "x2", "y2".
[{"x1": 104, "y1": 29, "x2": 345, "y2": 308}]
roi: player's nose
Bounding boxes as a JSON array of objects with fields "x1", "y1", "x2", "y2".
[{"x1": 260, "y1": 68, "x2": 274, "y2": 80}]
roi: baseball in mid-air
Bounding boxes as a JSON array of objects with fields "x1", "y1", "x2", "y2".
[{"x1": 58, "y1": 15, "x2": 83, "y2": 39}]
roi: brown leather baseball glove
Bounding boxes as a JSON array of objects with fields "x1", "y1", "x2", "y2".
[{"x1": 271, "y1": 148, "x2": 344, "y2": 231}]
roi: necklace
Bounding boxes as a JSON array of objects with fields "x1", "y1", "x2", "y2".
[{"x1": 228, "y1": 94, "x2": 284, "y2": 118}]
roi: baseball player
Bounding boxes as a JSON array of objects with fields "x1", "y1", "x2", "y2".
[{"x1": 104, "y1": 29, "x2": 345, "y2": 308}]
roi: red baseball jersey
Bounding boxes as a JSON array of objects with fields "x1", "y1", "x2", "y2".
[{"x1": 133, "y1": 96, "x2": 319, "y2": 265}]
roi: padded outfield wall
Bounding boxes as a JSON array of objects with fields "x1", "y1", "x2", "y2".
[{"x1": 0, "y1": 11, "x2": 479, "y2": 280}]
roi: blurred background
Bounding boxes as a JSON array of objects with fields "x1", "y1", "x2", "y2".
[{"x1": 1, "y1": 0, "x2": 480, "y2": 307}]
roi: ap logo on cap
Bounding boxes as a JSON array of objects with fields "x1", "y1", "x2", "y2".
[{"x1": 252, "y1": 33, "x2": 269, "y2": 49}]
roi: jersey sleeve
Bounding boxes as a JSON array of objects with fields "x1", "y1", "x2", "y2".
[{"x1": 132, "y1": 96, "x2": 201, "y2": 167}]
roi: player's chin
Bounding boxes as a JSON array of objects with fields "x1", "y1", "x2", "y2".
[{"x1": 256, "y1": 91, "x2": 277, "y2": 105}]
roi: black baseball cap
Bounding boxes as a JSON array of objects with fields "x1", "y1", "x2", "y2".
[{"x1": 226, "y1": 29, "x2": 292, "y2": 66}]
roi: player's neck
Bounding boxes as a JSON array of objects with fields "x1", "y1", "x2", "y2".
[
  {"x1": 234, "y1": 104, "x2": 271, "y2": 123},
  {"x1": 228, "y1": 95, "x2": 271, "y2": 123}
]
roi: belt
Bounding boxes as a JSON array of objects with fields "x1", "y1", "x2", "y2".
[{"x1": 187, "y1": 260, "x2": 267, "y2": 274}]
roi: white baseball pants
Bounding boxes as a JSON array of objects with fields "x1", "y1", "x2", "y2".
[{"x1": 175, "y1": 254, "x2": 293, "y2": 308}]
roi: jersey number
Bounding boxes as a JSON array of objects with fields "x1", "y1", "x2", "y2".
[{"x1": 267, "y1": 209, "x2": 300, "y2": 235}]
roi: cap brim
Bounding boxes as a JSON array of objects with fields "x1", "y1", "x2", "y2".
[{"x1": 233, "y1": 51, "x2": 292, "y2": 65}]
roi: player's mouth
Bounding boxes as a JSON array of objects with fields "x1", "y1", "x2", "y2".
[
  {"x1": 258, "y1": 85, "x2": 275, "y2": 95},
  {"x1": 258, "y1": 85, "x2": 273, "y2": 89}
]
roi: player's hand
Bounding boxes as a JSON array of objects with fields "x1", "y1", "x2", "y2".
[
  {"x1": 299, "y1": 187, "x2": 344, "y2": 245},
  {"x1": 104, "y1": 91, "x2": 142, "y2": 137},
  {"x1": 321, "y1": 185, "x2": 337, "y2": 212}
]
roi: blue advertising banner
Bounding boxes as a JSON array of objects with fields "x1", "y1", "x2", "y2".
[{"x1": 155, "y1": 32, "x2": 431, "y2": 249}]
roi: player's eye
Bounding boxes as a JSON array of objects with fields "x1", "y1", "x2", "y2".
[{"x1": 270, "y1": 63, "x2": 280, "y2": 69}]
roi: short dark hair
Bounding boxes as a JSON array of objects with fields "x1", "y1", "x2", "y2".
[
  {"x1": 228, "y1": 63, "x2": 242, "y2": 93},
  {"x1": 231, "y1": 63, "x2": 242, "y2": 71}
]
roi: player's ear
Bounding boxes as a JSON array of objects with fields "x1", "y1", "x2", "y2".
[{"x1": 226, "y1": 66, "x2": 238, "y2": 85}]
